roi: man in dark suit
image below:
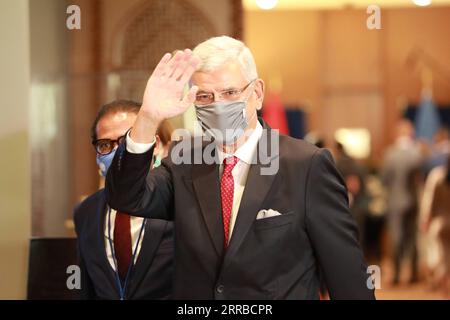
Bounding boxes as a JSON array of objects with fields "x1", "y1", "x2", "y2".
[
  {"x1": 74, "y1": 100, "x2": 174, "y2": 299},
  {"x1": 105, "y1": 37, "x2": 375, "y2": 299}
]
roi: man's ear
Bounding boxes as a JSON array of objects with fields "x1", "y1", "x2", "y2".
[{"x1": 254, "y1": 78, "x2": 265, "y2": 111}]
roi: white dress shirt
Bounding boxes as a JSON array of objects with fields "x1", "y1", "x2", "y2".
[
  {"x1": 126, "y1": 121, "x2": 263, "y2": 242},
  {"x1": 104, "y1": 208, "x2": 146, "y2": 270}
]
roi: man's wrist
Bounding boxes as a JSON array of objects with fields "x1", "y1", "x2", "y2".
[
  {"x1": 129, "y1": 111, "x2": 161, "y2": 144},
  {"x1": 126, "y1": 131, "x2": 155, "y2": 154}
]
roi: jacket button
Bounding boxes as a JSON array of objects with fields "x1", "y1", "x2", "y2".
[{"x1": 216, "y1": 285, "x2": 224, "y2": 293}]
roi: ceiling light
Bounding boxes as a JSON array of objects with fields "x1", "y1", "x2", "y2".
[
  {"x1": 412, "y1": 0, "x2": 432, "y2": 6},
  {"x1": 255, "y1": 0, "x2": 278, "y2": 10}
]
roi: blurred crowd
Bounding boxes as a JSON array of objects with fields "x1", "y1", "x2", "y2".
[{"x1": 306, "y1": 120, "x2": 450, "y2": 297}]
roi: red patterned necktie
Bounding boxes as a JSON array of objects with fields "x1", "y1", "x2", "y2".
[
  {"x1": 114, "y1": 211, "x2": 132, "y2": 280},
  {"x1": 220, "y1": 156, "x2": 239, "y2": 248}
]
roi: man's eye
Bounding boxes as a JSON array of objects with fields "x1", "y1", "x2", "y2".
[
  {"x1": 196, "y1": 94, "x2": 212, "y2": 101},
  {"x1": 223, "y1": 90, "x2": 239, "y2": 97},
  {"x1": 99, "y1": 142, "x2": 111, "y2": 150}
]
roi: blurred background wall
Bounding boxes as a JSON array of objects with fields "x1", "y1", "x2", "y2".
[
  {"x1": 0, "y1": 0, "x2": 31, "y2": 299},
  {"x1": 29, "y1": 0, "x2": 69, "y2": 238},
  {"x1": 246, "y1": 6, "x2": 450, "y2": 165}
]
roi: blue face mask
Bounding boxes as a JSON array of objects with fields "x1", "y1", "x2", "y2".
[{"x1": 96, "y1": 148, "x2": 117, "y2": 177}]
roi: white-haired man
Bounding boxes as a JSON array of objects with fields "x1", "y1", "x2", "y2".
[{"x1": 105, "y1": 36, "x2": 375, "y2": 299}]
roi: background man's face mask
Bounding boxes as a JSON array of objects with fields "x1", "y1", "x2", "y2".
[
  {"x1": 96, "y1": 148, "x2": 117, "y2": 177},
  {"x1": 195, "y1": 89, "x2": 256, "y2": 145}
]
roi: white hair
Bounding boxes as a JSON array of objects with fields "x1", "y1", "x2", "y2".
[{"x1": 192, "y1": 36, "x2": 258, "y2": 82}]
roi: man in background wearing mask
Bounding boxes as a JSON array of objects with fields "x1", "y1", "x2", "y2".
[
  {"x1": 106, "y1": 37, "x2": 374, "y2": 299},
  {"x1": 74, "y1": 100, "x2": 174, "y2": 300}
]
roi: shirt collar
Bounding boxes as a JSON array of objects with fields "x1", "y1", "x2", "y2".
[{"x1": 217, "y1": 120, "x2": 263, "y2": 165}]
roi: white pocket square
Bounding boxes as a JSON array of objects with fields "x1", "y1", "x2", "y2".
[{"x1": 256, "y1": 209, "x2": 282, "y2": 220}]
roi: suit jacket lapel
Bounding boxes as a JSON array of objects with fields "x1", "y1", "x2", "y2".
[
  {"x1": 126, "y1": 219, "x2": 166, "y2": 298},
  {"x1": 192, "y1": 153, "x2": 224, "y2": 258},
  {"x1": 97, "y1": 192, "x2": 120, "y2": 296}
]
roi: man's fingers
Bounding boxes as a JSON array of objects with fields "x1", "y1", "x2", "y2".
[
  {"x1": 167, "y1": 86, "x2": 197, "y2": 117},
  {"x1": 152, "y1": 52, "x2": 172, "y2": 77},
  {"x1": 177, "y1": 56, "x2": 201, "y2": 85},
  {"x1": 170, "y1": 51, "x2": 193, "y2": 80},
  {"x1": 182, "y1": 85, "x2": 199, "y2": 106},
  {"x1": 165, "y1": 50, "x2": 185, "y2": 78}
]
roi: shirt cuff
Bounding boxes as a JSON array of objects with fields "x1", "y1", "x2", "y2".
[{"x1": 126, "y1": 131, "x2": 155, "y2": 154}]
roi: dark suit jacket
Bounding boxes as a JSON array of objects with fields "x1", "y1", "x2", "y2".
[
  {"x1": 106, "y1": 119, "x2": 375, "y2": 300},
  {"x1": 73, "y1": 189, "x2": 174, "y2": 299}
]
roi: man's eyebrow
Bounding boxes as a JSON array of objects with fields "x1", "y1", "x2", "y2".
[
  {"x1": 196, "y1": 86, "x2": 238, "y2": 93},
  {"x1": 220, "y1": 86, "x2": 238, "y2": 91}
]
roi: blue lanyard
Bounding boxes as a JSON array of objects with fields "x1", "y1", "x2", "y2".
[{"x1": 107, "y1": 207, "x2": 146, "y2": 300}]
